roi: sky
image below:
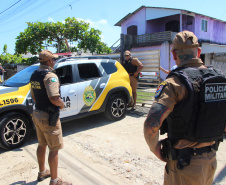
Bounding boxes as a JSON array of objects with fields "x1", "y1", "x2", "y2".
[{"x1": 1, "y1": 0, "x2": 226, "y2": 54}]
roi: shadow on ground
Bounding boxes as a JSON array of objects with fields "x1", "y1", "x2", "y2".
[{"x1": 0, "y1": 108, "x2": 146, "y2": 154}]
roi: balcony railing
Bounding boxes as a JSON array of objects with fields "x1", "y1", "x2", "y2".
[{"x1": 133, "y1": 31, "x2": 177, "y2": 46}]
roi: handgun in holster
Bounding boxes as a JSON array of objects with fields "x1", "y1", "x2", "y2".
[
  {"x1": 47, "y1": 105, "x2": 59, "y2": 126},
  {"x1": 161, "y1": 138, "x2": 177, "y2": 161},
  {"x1": 136, "y1": 72, "x2": 140, "y2": 80},
  {"x1": 176, "y1": 148, "x2": 191, "y2": 170}
]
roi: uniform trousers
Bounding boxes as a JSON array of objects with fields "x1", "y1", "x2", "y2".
[
  {"x1": 32, "y1": 109, "x2": 63, "y2": 151},
  {"x1": 164, "y1": 151, "x2": 217, "y2": 185}
]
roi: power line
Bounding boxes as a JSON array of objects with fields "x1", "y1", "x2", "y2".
[
  {"x1": 0, "y1": 0, "x2": 38, "y2": 24},
  {"x1": 0, "y1": 0, "x2": 22, "y2": 15},
  {"x1": 37, "y1": 0, "x2": 80, "y2": 21},
  {"x1": 0, "y1": 0, "x2": 80, "y2": 34}
]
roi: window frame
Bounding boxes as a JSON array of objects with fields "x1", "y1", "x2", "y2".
[
  {"x1": 77, "y1": 63, "x2": 102, "y2": 81},
  {"x1": 55, "y1": 65, "x2": 73, "y2": 85},
  {"x1": 201, "y1": 19, "x2": 208, "y2": 32}
]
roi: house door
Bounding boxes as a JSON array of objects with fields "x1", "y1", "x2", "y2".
[
  {"x1": 165, "y1": 21, "x2": 180, "y2": 32},
  {"x1": 127, "y1": 25, "x2": 137, "y2": 36}
]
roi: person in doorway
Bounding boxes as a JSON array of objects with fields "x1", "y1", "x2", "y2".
[
  {"x1": 122, "y1": 50, "x2": 143, "y2": 110},
  {"x1": 144, "y1": 30, "x2": 226, "y2": 185},
  {"x1": 30, "y1": 50, "x2": 72, "y2": 185}
]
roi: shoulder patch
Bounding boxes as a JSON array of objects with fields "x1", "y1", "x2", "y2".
[
  {"x1": 155, "y1": 81, "x2": 168, "y2": 98},
  {"x1": 51, "y1": 77, "x2": 58, "y2": 82}
]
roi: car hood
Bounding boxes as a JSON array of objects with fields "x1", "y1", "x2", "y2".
[{"x1": 0, "y1": 86, "x2": 19, "y2": 95}]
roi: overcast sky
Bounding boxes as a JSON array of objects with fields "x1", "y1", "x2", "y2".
[{"x1": 1, "y1": 0, "x2": 226, "y2": 54}]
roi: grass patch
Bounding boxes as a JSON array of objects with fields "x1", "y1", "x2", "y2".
[
  {"x1": 137, "y1": 91, "x2": 155, "y2": 96},
  {"x1": 137, "y1": 91, "x2": 155, "y2": 103}
]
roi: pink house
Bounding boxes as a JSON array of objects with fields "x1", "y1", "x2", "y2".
[{"x1": 115, "y1": 6, "x2": 226, "y2": 79}]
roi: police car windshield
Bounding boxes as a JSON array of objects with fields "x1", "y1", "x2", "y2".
[{"x1": 3, "y1": 65, "x2": 39, "y2": 87}]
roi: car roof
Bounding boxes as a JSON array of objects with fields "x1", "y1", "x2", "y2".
[{"x1": 56, "y1": 56, "x2": 116, "y2": 64}]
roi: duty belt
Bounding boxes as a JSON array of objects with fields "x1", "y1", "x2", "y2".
[
  {"x1": 161, "y1": 138, "x2": 219, "y2": 161},
  {"x1": 190, "y1": 145, "x2": 215, "y2": 156}
]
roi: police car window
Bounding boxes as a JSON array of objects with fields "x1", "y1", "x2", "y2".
[
  {"x1": 101, "y1": 62, "x2": 117, "y2": 74},
  {"x1": 3, "y1": 65, "x2": 39, "y2": 87},
  {"x1": 55, "y1": 65, "x2": 72, "y2": 85},
  {"x1": 78, "y1": 63, "x2": 101, "y2": 80}
]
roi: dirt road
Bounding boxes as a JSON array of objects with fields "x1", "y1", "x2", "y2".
[{"x1": 0, "y1": 107, "x2": 225, "y2": 185}]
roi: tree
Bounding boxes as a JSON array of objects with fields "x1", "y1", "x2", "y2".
[
  {"x1": 3, "y1": 44, "x2": 7, "y2": 54},
  {"x1": 15, "y1": 17, "x2": 111, "y2": 54},
  {"x1": 78, "y1": 28, "x2": 111, "y2": 54}
]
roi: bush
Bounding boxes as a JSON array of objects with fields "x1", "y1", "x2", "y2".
[{"x1": 0, "y1": 54, "x2": 38, "y2": 65}]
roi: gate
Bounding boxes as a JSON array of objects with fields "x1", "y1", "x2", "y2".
[
  {"x1": 94, "y1": 50, "x2": 160, "y2": 107},
  {"x1": 130, "y1": 50, "x2": 160, "y2": 107}
]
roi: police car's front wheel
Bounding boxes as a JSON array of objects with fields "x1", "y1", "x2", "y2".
[
  {"x1": 105, "y1": 94, "x2": 127, "y2": 121},
  {"x1": 0, "y1": 112, "x2": 31, "y2": 150}
]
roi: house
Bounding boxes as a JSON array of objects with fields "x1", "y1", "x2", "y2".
[{"x1": 114, "y1": 6, "x2": 226, "y2": 81}]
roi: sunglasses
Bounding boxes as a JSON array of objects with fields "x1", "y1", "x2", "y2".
[{"x1": 124, "y1": 55, "x2": 129, "y2": 57}]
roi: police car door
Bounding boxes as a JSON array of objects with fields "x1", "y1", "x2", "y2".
[
  {"x1": 55, "y1": 64, "x2": 78, "y2": 118},
  {"x1": 76, "y1": 62, "x2": 106, "y2": 114}
]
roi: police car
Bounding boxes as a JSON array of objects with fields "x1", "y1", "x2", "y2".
[{"x1": 0, "y1": 57, "x2": 132, "y2": 150}]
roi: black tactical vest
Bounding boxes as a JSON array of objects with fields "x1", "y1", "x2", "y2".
[
  {"x1": 30, "y1": 70, "x2": 58, "y2": 111},
  {"x1": 122, "y1": 58, "x2": 137, "y2": 74},
  {"x1": 162, "y1": 67, "x2": 226, "y2": 143}
]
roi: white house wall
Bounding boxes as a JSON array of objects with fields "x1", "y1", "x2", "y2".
[
  {"x1": 201, "y1": 43, "x2": 226, "y2": 54},
  {"x1": 146, "y1": 7, "x2": 181, "y2": 20}
]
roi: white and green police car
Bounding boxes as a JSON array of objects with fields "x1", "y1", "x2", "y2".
[{"x1": 0, "y1": 57, "x2": 132, "y2": 150}]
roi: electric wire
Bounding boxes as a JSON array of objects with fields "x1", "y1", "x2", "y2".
[
  {"x1": 0, "y1": 0, "x2": 80, "y2": 34},
  {"x1": 0, "y1": 0, "x2": 22, "y2": 15},
  {"x1": 0, "y1": 0, "x2": 38, "y2": 24}
]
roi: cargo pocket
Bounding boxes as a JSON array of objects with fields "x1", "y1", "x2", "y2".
[
  {"x1": 212, "y1": 160, "x2": 217, "y2": 170},
  {"x1": 206, "y1": 160, "x2": 217, "y2": 185}
]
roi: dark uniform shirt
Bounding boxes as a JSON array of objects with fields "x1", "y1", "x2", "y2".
[
  {"x1": 31, "y1": 65, "x2": 60, "y2": 99},
  {"x1": 154, "y1": 58, "x2": 215, "y2": 149}
]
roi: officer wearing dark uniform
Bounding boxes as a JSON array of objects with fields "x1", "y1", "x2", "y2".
[
  {"x1": 122, "y1": 50, "x2": 143, "y2": 110},
  {"x1": 143, "y1": 31, "x2": 226, "y2": 185},
  {"x1": 0, "y1": 63, "x2": 5, "y2": 82},
  {"x1": 30, "y1": 50, "x2": 71, "y2": 185}
]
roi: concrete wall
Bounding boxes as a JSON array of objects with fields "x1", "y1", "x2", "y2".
[{"x1": 212, "y1": 53, "x2": 226, "y2": 75}]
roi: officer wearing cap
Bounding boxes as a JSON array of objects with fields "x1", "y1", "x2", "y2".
[
  {"x1": 143, "y1": 31, "x2": 226, "y2": 185},
  {"x1": 30, "y1": 50, "x2": 71, "y2": 185},
  {"x1": 122, "y1": 50, "x2": 143, "y2": 110}
]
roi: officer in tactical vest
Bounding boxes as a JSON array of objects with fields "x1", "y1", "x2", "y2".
[
  {"x1": 122, "y1": 50, "x2": 143, "y2": 110},
  {"x1": 30, "y1": 50, "x2": 71, "y2": 185},
  {"x1": 0, "y1": 63, "x2": 5, "y2": 82},
  {"x1": 143, "y1": 30, "x2": 226, "y2": 185}
]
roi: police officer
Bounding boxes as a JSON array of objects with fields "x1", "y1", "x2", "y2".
[
  {"x1": 143, "y1": 31, "x2": 226, "y2": 185},
  {"x1": 0, "y1": 63, "x2": 5, "y2": 82},
  {"x1": 30, "y1": 50, "x2": 71, "y2": 185},
  {"x1": 122, "y1": 50, "x2": 143, "y2": 110}
]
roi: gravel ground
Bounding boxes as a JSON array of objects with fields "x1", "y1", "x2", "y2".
[{"x1": 0, "y1": 106, "x2": 225, "y2": 185}]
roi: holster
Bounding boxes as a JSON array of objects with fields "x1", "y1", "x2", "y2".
[
  {"x1": 161, "y1": 139, "x2": 177, "y2": 160},
  {"x1": 176, "y1": 148, "x2": 191, "y2": 170},
  {"x1": 47, "y1": 105, "x2": 59, "y2": 126},
  {"x1": 136, "y1": 72, "x2": 140, "y2": 80}
]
